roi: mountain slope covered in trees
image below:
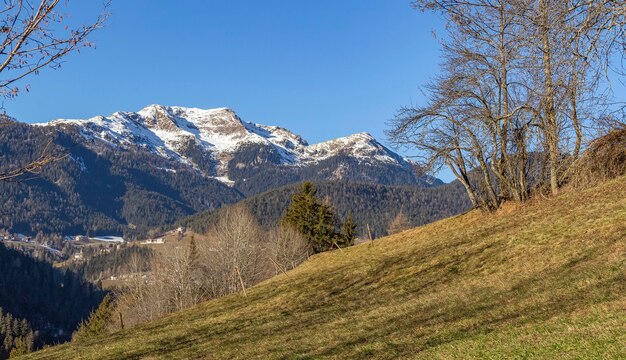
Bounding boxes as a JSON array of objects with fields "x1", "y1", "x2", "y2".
[
  {"x1": 37, "y1": 105, "x2": 439, "y2": 194},
  {"x1": 0, "y1": 118, "x2": 244, "y2": 237},
  {"x1": 30, "y1": 175, "x2": 626, "y2": 359},
  {"x1": 0, "y1": 243, "x2": 104, "y2": 354},
  {"x1": 178, "y1": 181, "x2": 471, "y2": 238}
]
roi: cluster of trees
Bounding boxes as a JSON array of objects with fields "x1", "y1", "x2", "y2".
[
  {"x1": 389, "y1": 0, "x2": 625, "y2": 210},
  {"x1": 228, "y1": 144, "x2": 437, "y2": 196},
  {"x1": 283, "y1": 182, "x2": 356, "y2": 252},
  {"x1": 67, "y1": 245, "x2": 154, "y2": 283},
  {"x1": 0, "y1": 308, "x2": 36, "y2": 359},
  {"x1": 114, "y1": 183, "x2": 364, "y2": 328},
  {"x1": 0, "y1": 122, "x2": 243, "y2": 238},
  {"x1": 0, "y1": 243, "x2": 105, "y2": 349},
  {"x1": 115, "y1": 207, "x2": 312, "y2": 327}
]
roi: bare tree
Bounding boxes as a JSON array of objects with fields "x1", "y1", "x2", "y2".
[
  {"x1": 391, "y1": 0, "x2": 625, "y2": 208},
  {"x1": 390, "y1": 0, "x2": 535, "y2": 210},
  {"x1": 201, "y1": 206, "x2": 268, "y2": 298},
  {"x1": 521, "y1": 0, "x2": 626, "y2": 194},
  {"x1": 267, "y1": 225, "x2": 311, "y2": 275},
  {"x1": 0, "y1": 0, "x2": 108, "y2": 181},
  {"x1": 157, "y1": 240, "x2": 204, "y2": 313},
  {"x1": 387, "y1": 211, "x2": 411, "y2": 235},
  {"x1": 116, "y1": 209, "x2": 316, "y2": 328},
  {"x1": 114, "y1": 252, "x2": 168, "y2": 327},
  {"x1": 116, "y1": 241, "x2": 204, "y2": 327}
]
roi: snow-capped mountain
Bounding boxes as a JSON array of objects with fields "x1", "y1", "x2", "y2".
[
  {"x1": 0, "y1": 106, "x2": 445, "y2": 237},
  {"x1": 37, "y1": 105, "x2": 437, "y2": 191}
]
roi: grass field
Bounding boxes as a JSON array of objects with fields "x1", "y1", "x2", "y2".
[{"x1": 25, "y1": 176, "x2": 626, "y2": 359}]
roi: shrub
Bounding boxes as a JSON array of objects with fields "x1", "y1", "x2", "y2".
[{"x1": 567, "y1": 128, "x2": 626, "y2": 188}]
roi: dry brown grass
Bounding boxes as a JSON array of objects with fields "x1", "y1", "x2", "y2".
[
  {"x1": 24, "y1": 176, "x2": 626, "y2": 359},
  {"x1": 566, "y1": 128, "x2": 626, "y2": 189}
]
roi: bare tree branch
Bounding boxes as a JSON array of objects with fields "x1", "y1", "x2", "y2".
[{"x1": 0, "y1": 0, "x2": 109, "y2": 181}]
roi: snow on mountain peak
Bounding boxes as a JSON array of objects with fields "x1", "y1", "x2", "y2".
[
  {"x1": 306, "y1": 131, "x2": 402, "y2": 164},
  {"x1": 36, "y1": 105, "x2": 409, "y2": 183}
]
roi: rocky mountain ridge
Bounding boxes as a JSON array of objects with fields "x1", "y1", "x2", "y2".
[{"x1": 36, "y1": 105, "x2": 436, "y2": 187}]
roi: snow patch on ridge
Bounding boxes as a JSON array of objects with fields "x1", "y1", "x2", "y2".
[{"x1": 36, "y1": 105, "x2": 411, "y2": 179}]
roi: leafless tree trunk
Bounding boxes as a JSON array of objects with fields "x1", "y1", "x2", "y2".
[
  {"x1": 116, "y1": 243, "x2": 204, "y2": 326},
  {"x1": 158, "y1": 244, "x2": 204, "y2": 313}
]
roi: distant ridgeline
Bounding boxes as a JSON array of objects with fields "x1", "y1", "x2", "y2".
[
  {"x1": 0, "y1": 242, "x2": 105, "y2": 352},
  {"x1": 0, "y1": 106, "x2": 453, "y2": 238},
  {"x1": 178, "y1": 181, "x2": 471, "y2": 238}
]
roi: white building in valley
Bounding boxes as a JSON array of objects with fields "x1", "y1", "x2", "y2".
[{"x1": 143, "y1": 238, "x2": 164, "y2": 245}]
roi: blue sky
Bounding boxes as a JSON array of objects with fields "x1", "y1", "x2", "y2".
[
  {"x1": 7, "y1": 0, "x2": 449, "y2": 174},
  {"x1": 9, "y1": 1, "x2": 442, "y2": 133},
  {"x1": 6, "y1": 1, "x2": 624, "y2": 182}
]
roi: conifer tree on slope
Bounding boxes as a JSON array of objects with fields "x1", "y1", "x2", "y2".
[
  {"x1": 0, "y1": 307, "x2": 35, "y2": 358},
  {"x1": 283, "y1": 182, "x2": 339, "y2": 253},
  {"x1": 72, "y1": 294, "x2": 114, "y2": 342},
  {"x1": 314, "y1": 203, "x2": 337, "y2": 251},
  {"x1": 9, "y1": 337, "x2": 28, "y2": 358}
]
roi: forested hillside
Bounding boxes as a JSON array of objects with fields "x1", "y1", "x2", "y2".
[
  {"x1": 0, "y1": 307, "x2": 36, "y2": 358},
  {"x1": 66, "y1": 245, "x2": 154, "y2": 283},
  {"x1": 225, "y1": 145, "x2": 441, "y2": 196},
  {"x1": 0, "y1": 243, "x2": 104, "y2": 352},
  {"x1": 0, "y1": 119, "x2": 243, "y2": 238},
  {"x1": 179, "y1": 181, "x2": 471, "y2": 237}
]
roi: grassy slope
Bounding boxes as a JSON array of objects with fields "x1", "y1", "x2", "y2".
[{"x1": 28, "y1": 177, "x2": 626, "y2": 359}]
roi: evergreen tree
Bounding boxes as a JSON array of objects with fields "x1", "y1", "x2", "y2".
[
  {"x1": 283, "y1": 182, "x2": 339, "y2": 253},
  {"x1": 312, "y1": 203, "x2": 337, "y2": 252},
  {"x1": 8, "y1": 337, "x2": 27, "y2": 358},
  {"x1": 72, "y1": 294, "x2": 114, "y2": 342},
  {"x1": 339, "y1": 213, "x2": 357, "y2": 247},
  {"x1": 0, "y1": 307, "x2": 35, "y2": 358},
  {"x1": 283, "y1": 182, "x2": 318, "y2": 240}
]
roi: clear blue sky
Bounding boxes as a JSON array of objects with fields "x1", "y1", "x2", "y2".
[
  {"x1": 6, "y1": 1, "x2": 624, "y2": 182},
  {"x1": 8, "y1": 1, "x2": 449, "y2": 172}
]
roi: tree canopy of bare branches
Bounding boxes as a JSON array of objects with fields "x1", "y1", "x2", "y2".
[
  {"x1": 0, "y1": 0, "x2": 108, "y2": 97},
  {"x1": 389, "y1": 0, "x2": 625, "y2": 210},
  {"x1": 116, "y1": 206, "x2": 313, "y2": 328}
]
